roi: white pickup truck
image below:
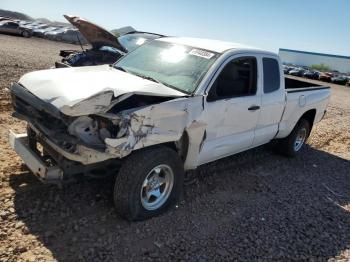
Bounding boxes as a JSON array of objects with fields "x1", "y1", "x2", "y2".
[{"x1": 9, "y1": 37, "x2": 330, "y2": 220}]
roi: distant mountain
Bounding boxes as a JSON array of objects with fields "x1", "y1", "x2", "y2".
[
  {"x1": 35, "y1": 18, "x2": 51, "y2": 24},
  {"x1": 0, "y1": 9, "x2": 70, "y2": 27},
  {"x1": 0, "y1": 9, "x2": 135, "y2": 35},
  {"x1": 36, "y1": 18, "x2": 71, "y2": 27},
  {"x1": 0, "y1": 9, "x2": 34, "y2": 21}
]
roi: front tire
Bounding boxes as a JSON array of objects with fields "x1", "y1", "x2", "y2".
[
  {"x1": 114, "y1": 146, "x2": 184, "y2": 221},
  {"x1": 277, "y1": 119, "x2": 311, "y2": 157},
  {"x1": 22, "y1": 31, "x2": 30, "y2": 38}
]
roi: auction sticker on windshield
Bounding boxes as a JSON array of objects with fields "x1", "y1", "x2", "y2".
[{"x1": 189, "y1": 49, "x2": 215, "y2": 59}]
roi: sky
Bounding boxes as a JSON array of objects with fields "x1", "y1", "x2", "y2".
[{"x1": 1, "y1": 0, "x2": 349, "y2": 56}]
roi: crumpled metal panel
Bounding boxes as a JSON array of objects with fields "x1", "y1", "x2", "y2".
[{"x1": 104, "y1": 96, "x2": 207, "y2": 169}]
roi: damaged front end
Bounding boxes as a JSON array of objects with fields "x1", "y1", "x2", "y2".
[
  {"x1": 10, "y1": 83, "x2": 205, "y2": 180},
  {"x1": 10, "y1": 84, "x2": 120, "y2": 181}
]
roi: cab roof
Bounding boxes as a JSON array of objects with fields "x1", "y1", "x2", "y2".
[{"x1": 158, "y1": 36, "x2": 277, "y2": 56}]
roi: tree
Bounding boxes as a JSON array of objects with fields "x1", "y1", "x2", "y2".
[{"x1": 310, "y1": 63, "x2": 331, "y2": 72}]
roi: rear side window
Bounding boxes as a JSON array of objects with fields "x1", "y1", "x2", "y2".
[{"x1": 263, "y1": 58, "x2": 280, "y2": 93}]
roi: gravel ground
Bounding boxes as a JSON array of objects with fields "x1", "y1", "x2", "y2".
[{"x1": 0, "y1": 34, "x2": 350, "y2": 262}]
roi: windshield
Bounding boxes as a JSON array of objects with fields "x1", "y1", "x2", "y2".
[{"x1": 114, "y1": 41, "x2": 219, "y2": 94}]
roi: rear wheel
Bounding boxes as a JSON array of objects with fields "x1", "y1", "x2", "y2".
[
  {"x1": 277, "y1": 119, "x2": 311, "y2": 157},
  {"x1": 114, "y1": 146, "x2": 184, "y2": 221}
]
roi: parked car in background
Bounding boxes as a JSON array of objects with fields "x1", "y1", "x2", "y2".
[
  {"x1": 0, "y1": 16, "x2": 13, "y2": 22},
  {"x1": 331, "y1": 75, "x2": 348, "y2": 85},
  {"x1": 283, "y1": 65, "x2": 292, "y2": 74},
  {"x1": 289, "y1": 68, "x2": 305, "y2": 77},
  {"x1": 18, "y1": 21, "x2": 35, "y2": 28},
  {"x1": 55, "y1": 28, "x2": 87, "y2": 44},
  {"x1": 301, "y1": 66, "x2": 310, "y2": 71},
  {"x1": 319, "y1": 72, "x2": 333, "y2": 82},
  {"x1": 33, "y1": 26, "x2": 58, "y2": 37},
  {"x1": 303, "y1": 70, "x2": 319, "y2": 80},
  {"x1": 0, "y1": 20, "x2": 32, "y2": 37},
  {"x1": 56, "y1": 15, "x2": 163, "y2": 67},
  {"x1": 44, "y1": 27, "x2": 70, "y2": 40},
  {"x1": 20, "y1": 21, "x2": 44, "y2": 30}
]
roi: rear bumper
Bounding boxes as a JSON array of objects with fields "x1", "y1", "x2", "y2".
[{"x1": 9, "y1": 130, "x2": 63, "y2": 182}]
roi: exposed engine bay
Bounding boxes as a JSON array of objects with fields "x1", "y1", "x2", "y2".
[
  {"x1": 55, "y1": 15, "x2": 163, "y2": 67},
  {"x1": 57, "y1": 48, "x2": 122, "y2": 67},
  {"x1": 66, "y1": 95, "x2": 172, "y2": 147}
]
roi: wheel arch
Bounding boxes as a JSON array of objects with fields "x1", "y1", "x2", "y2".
[
  {"x1": 276, "y1": 108, "x2": 317, "y2": 139},
  {"x1": 125, "y1": 132, "x2": 189, "y2": 162},
  {"x1": 299, "y1": 108, "x2": 316, "y2": 133},
  {"x1": 159, "y1": 126, "x2": 205, "y2": 171}
]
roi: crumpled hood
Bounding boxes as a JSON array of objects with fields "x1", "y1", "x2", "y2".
[{"x1": 18, "y1": 65, "x2": 186, "y2": 116}]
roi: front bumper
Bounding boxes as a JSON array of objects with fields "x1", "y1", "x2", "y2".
[
  {"x1": 9, "y1": 129, "x2": 122, "y2": 182},
  {"x1": 9, "y1": 130, "x2": 63, "y2": 182}
]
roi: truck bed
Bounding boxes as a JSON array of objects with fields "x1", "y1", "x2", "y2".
[
  {"x1": 275, "y1": 76, "x2": 330, "y2": 139},
  {"x1": 285, "y1": 76, "x2": 329, "y2": 93}
]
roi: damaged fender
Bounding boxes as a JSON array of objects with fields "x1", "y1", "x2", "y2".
[
  {"x1": 184, "y1": 121, "x2": 207, "y2": 169},
  {"x1": 104, "y1": 96, "x2": 206, "y2": 169}
]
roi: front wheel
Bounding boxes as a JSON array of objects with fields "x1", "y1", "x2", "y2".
[
  {"x1": 22, "y1": 31, "x2": 30, "y2": 38},
  {"x1": 277, "y1": 119, "x2": 311, "y2": 157},
  {"x1": 114, "y1": 146, "x2": 184, "y2": 221}
]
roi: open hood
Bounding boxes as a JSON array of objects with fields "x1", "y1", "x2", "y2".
[
  {"x1": 18, "y1": 65, "x2": 186, "y2": 116},
  {"x1": 64, "y1": 15, "x2": 126, "y2": 52}
]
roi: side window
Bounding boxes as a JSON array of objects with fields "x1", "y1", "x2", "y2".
[
  {"x1": 4, "y1": 22, "x2": 18, "y2": 29},
  {"x1": 207, "y1": 57, "x2": 257, "y2": 101},
  {"x1": 263, "y1": 58, "x2": 280, "y2": 93}
]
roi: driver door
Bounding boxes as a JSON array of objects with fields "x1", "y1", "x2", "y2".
[{"x1": 198, "y1": 55, "x2": 261, "y2": 165}]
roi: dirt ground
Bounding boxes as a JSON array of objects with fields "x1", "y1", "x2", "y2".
[{"x1": 0, "y1": 34, "x2": 350, "y2": 262}]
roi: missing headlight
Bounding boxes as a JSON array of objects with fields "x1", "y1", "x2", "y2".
[{"x1": 68, "y1": 116, "x2": 120, "y2": 147}]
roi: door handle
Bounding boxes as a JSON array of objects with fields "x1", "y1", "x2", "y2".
[{"x1": 248, "y1": 105, "x2": 260, "y2": 111}]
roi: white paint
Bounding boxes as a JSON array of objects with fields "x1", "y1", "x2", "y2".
[
  {"x1": 276, "y1": 88, "x2": 330, "y2": 138},
  {"x1": 253, "y1": 54, "x2": 286, "y2": 145},
  {"x1": 19, "y1": 65, "x2": 186, "y2": 115}
]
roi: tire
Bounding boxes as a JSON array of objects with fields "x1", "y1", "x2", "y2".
[
  {"x1": 114, "y1": 146, "x2": 184, "y2": 221},
  {"x1": 22, "y1": 31, "x2": 30, "y2": 38},
  {"x1": 277, "y1": 119, "x2": 311, "y2": 157}
]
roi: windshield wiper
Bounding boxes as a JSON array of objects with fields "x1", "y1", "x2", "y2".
[
  {"x1": 133, "y1": 72, "x2": 162, "y2": 84},
  {"x1": 112, "y1": 66, "x2": 160, "y2": 84},
  {"x1": 133, "y1": 72, "x2": 184, "y2": 92},
  {"x1": 113, "y1": 65, "x2": 127, "y2": 72},
  {"x1": 112, "y1": 68, "x2": 186, "y2": 94}
]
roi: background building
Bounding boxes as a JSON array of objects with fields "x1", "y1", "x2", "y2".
[{"x1": 279, "y1": 48, "x2": 350, "y2": 73}]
